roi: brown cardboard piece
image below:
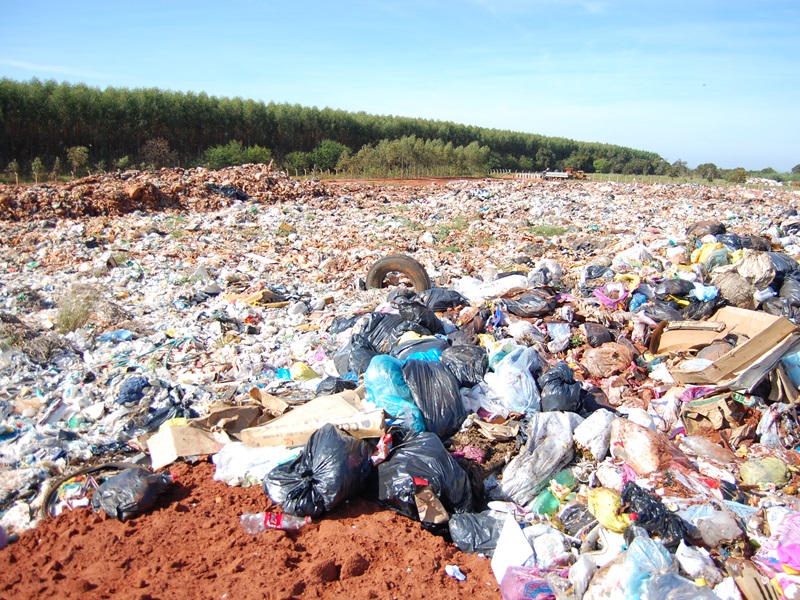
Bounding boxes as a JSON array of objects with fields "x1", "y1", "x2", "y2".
[
  {"x1": 654, "y1": 307, "x2": 799, "y2": 386},
  {"x1": 147, "y1": 424, "x2": 229, "y2": 470},
  {"x1": 239, "y1": 388, "x2": 385, "y2": 448},
  {"x1": 188, "y1": 405, "x2": 262, "y2": 438}
]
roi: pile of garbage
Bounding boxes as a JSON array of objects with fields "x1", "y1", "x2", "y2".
[
  {"x1": 2, "y1": 172, "x2": 800, "y2": 599},
  {"x1": 0, "y1": 163, "x2": 328, "y2": 221}
]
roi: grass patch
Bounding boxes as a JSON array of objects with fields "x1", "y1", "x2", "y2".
[
  {"x1": 397, "y1": 217, "x2": 423, "y2": 231},
  {"x1": 530, "y1": 224, "x2": 568, "y2": 237},
  {"x1": 56, "y1": 284, "x2": 98, "y2": 333},
  {"x1": 434, "y1": 216, "x2": 471, "y2": 243}
]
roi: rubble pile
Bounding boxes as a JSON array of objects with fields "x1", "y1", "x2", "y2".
[
  {"x1": 2, "y1": 170, "x2": 800, "y2": 599},
  {"x1": 0, "y1": 164, "x2": 328, "y2": 220}
]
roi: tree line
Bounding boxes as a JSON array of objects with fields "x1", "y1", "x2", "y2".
[{"x1": 0, "y1": 78, "x2": 795, "y2": 183}]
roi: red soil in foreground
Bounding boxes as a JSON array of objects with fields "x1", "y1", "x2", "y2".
[{"x1": 0, "y1": 461, "x2": 499, "y2": 600}]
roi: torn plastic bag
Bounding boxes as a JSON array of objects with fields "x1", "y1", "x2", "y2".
[
  {"x1": 414, "y1": 288, "x2": 469, "y2": 311},
  {"x1": 449, "y1": 512, "x2": 503, "y2": 556},
  {"x1": 501, "y1": 412, "x2": 583, "y2": 507},
  {"x1": 581, "y1": 322, "x2": 613, "y2": 347},
  {"x1": 538, "y1": 362, "x2": 581, "y2": 412},
  {"x1": 90, "y1": 468, "x2": 173, "y2": 521},
  {"x1": 441, "y1": 344, "x2": 488, "y2": 388},
  {"x1": 621, "y1": 482, "x2": 688, "y2": 548},
  {"x1": 389, "y1": 336, "x2": 449, "y2": 361},
  {"x1": 573, "y1": 409, "x2": 616, "y2": 460},
  {"x1": 394, "y1": 298, "x2": 445, "y2": 335},
  {"x1": 582, "y1": 342, "x2": 634, "y2": 379},
  {"x1": 315, "y1": 376, "x2": 358, "y2": 396},
  {"x1": 364, "y1": 355, "x2": 426, "y2": 434},
  {"x1": 264, "y1": 424, "x2": 373, "y2": 518},
  {"x1": 333, "y1": 333, "x2": 378, "y2": 376},
  {"x1": 501, "y1": 290, "x2": 553, "y2": 318},
  {"x1": 402, "y1": 359, "x2": 466, "y2": 438},
  {"x1": 482, "y1": 346, "x2": 543, "y2": 416},
  {"x1": 374, "y1": 432, "x2": 477, "y2": 520}
]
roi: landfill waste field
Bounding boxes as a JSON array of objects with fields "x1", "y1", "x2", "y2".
[{"x1": 2, "y1": 165, "x2": 800, "y2": 599}]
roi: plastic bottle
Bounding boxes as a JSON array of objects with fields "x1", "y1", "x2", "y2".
[{"x1": 240, "y1": 512, "x2": 311, "y2": 534}]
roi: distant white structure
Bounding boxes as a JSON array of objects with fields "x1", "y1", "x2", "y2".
[{"x1": 747, "y1": 177, "x2": 783, "y2": 186}]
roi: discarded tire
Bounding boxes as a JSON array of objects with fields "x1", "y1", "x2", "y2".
[{"x1": 365, "y1": 255, "x2": 431, "y2": 292}]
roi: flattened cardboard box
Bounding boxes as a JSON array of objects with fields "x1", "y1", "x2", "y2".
[
  {"x1": 239, "y1": 388, "x2": 385, "y2": 448},
  {"x1": 654, "y1": 306, "x2": 800, "y2": 386}
]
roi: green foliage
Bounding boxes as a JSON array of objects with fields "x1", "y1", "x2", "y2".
[
  {"x1": 342, "y1": 136, "x2": 490, "y2": 178},
  {"x1": 114, "y1": 156, "x2": 131, "y2": 170},
  {"x1": 726, "y1": 168, "x2": 747, "y2": 184},
  {"x1": 530, "y1": 224, "x2": 568, "y2": 237},
  {"x1": 310, "y1": 140, "x2": 349, "y2": 171},
  {"x1": 66, "y1": 146, "x2": 89, "y2": 177},
  {"x1": 201, "y1": 140, "x2": 273, "y2": 169},
  {"x1": 593, "y1": 158, "x2": 612, "y2": 174},
  {"x1": 695, "y1": 162, "x2": 720, "y2": 182},
  {"x1": 0, "y1": 78, "x2": 673, "y2": 179},
  {"x1": 31, "y1": 157, "x2": 46, "y2": 183},
  {"x1": 283, "y1": 151, "x2": 312, "y2": 174}
]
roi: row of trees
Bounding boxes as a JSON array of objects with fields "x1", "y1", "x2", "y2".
[
  {"x1": 1, "y1": 79, "x2": 795, "y2": 183},
  {"x1": 1, "y1": 78, "x2": 671, "y2": 177}
]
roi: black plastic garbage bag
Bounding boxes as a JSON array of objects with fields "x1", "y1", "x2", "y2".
[
  {"x1": 769, "y1": 252, "x2": 800, "y2": 280},
  {"x1": 90, "y1": 468, "x2": 173, "y2": 521},
  {"x1": 538, "y1": 362, "x2": 581, "y2": 412},
  {"x1": 386, "y1": 320, "x2": 432, "y2": 350},
  {"x1": 621, "y1": 481, "x2": 688, "y2": 548},
  {"x1": 264, "y1": 424, "x2": 373, "y2": 518},
  {"x1": 316, "y1": 376, "x2": 358, "y2": 396},
  {"x1": 441, "y1": 345, "x2": 488, "y2": 388},
  {"x1": 682, "y1": 298, "x2": 721, "y2": 320},
  {"x1": 585, "y1": 265, "x2": 615, "y2": 280},
  {"x1": 330, "y1": 315, "x2": 360, "y2": 335},
  {"x1": 449, "y1": 512, "x2": 503, "y2": 556},
  {"x1": 763, "y1": 297, "x2": 797, "y2": 319},
  {"x1": 394, "y1": 298, "x2": 445, "y2": 335},
  {"x1": 375, "y1": 432, "x2": 478, "y2": 520},
  {"x1": 333, "y1": 333, "x2": 378, "y2": 376},
  {"x1": 739, "y1": 235, "x2": 772, "y2": 252},
  {"x1": 502, "y1": 291, "x2": 553, "y2": 318},
  {"x1": 636, "y1": 300, "x2": 683, "y2": 322},
  {"x1": 654, "y1": 279, "x2": 695, "y2": 300},
  {"x1": 402, "y1": 360, "x2": 467, "y2": 438},
  {"x1": 414, "y1": 288, "x2": 469, "y2": 311},
  {"x1": 360, "y1": 312, "x2": 408, "y2": 353},
  {"x1": 390, "y1": 337, "x2": 450, "y2": 361},
  {"x1": 581, "y1": 322, "x2": 613, "y2": 347},
  {"x1": 716, "y1": 233, "x2": 743, "y2": 252},
  {"x1": 781, "y1": 276, "x2": 800, "y2": 307}
]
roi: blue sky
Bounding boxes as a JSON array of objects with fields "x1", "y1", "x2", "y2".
[{"x1": 1, "y1": 1, "x2": 798, "y2": 171}]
